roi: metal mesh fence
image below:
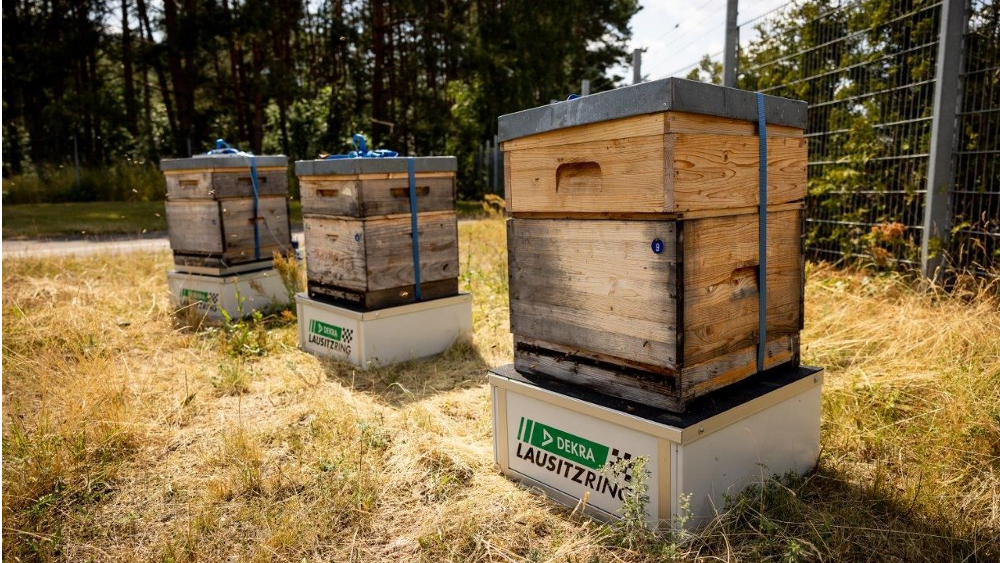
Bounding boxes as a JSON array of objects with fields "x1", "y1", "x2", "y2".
[
  {"x1": 952, "y1": 0, "x2": 1000, "y2": 273},
  {"x1": 738, "y1": 0, "x2": 943, "y2": 268}
]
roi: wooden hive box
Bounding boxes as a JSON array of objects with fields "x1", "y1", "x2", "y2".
[
  {"x1": 295, "y1": 156, "x2": 459, "y2": 310},
  {"x1": 500, "y1": 78, "x2": 808, "y2": 412},
  {"x1": 160, "y1": 154, "x2": 292, "y2": 274}
]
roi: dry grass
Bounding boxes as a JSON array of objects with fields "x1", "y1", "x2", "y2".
[{"x1": 3, "y1": 218, "x2": 998, "y2": 562}]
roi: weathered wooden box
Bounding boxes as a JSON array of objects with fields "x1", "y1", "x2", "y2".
[
  {"x1": 161, "y1": 154, "x2": 292, "y2": 274},
  {"x1": 295, "y1": 157, "x2": 459, "y2": 310},
  {"x1": 500, "y1": 78, "x2": 808, "y2": 412}
]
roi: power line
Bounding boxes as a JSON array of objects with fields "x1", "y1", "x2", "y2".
[{"x1": 649, "y1": 49, "x2": 724, "y2": 82}]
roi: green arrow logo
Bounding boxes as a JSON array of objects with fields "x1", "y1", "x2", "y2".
[
  {"x1": 309, "y1": 319, "x2": 343, "y2": 341},
  {"x1": 518, "y1": 417, "x2": 610, "y2": 470}
]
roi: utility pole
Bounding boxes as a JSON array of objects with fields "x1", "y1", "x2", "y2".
[
  {"x1": 581, "y1": 79, "x2": 591, "y2": 96},
  {"x1": 921, "y1": 0, "x2": 966, "y2": 279},
  {"x1": 632, "y1": 48, "x2": 643, "y2": 85},
  {"x1": 723, "y1": 0, "x2": 739, "y2": 87}
]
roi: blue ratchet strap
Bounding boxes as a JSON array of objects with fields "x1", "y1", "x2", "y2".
[
  {"x1": 407, "y1": 157, "x2": 422, "y2": 301},
  {"x1": 325, "y1": 133, "x2": 399, "y2": 159},
  {"x1": 756, "y1": 93, "x2": 768, "y2": 373},
  {"x1": 210, "y1": 139, "x2": 261, "y2": 261}
]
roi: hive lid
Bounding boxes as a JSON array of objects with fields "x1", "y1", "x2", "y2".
[
  {"x1": 160, "y1": 154, "x2": 289, "y2": 171},
  {"x1": 295, "y1": 156, "x2": 458, "y2": 176},
  {"x1": 498, "y1": 77, "x2": 807, "y2": 143}
]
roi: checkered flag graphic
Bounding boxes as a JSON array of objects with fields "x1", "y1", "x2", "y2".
[
  {"x1": 608, "y1": 448, "x2": 634, "y2": 482},
  {"x1": 208, "y1": 293, "x2": 220, "y2": 308},
  {"x1": 342, "y1": 328, "x2": 354, "y2": 344}
]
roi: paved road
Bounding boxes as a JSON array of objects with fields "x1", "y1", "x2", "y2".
[{"x1": 3, "y1": 230, "x2": 305, "y2": 259}]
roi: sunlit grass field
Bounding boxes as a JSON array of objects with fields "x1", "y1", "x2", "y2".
[{"x1": 3, "y1": 218, "x2": 998, "y2": 562}]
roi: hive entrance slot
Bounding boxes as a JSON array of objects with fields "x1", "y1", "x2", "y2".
[
  {"x1": 390, "y1": 186, "x2": 430, "y2": 198},
  {"x1": 556, "y1": 161, "x2": 602, "y2": 193}
]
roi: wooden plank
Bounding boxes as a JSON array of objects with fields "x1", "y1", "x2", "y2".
[
  {"x1": 363, "y1": 211, "x2": 459, "y2": 291},
  {"x1": 514, "y1": 337, "x2": 683, "y2": 411},
  {"x1": 508, "y1": 218, "x2": 678, "y2": 370},
  {"x1": 501, "y1": 114, "x2": 667, "y2": 152},
  {"x1": 165, "y1": 201, "x2": 223, "y2": 253},
  {"x1": 308, "y1": 278, "x2": 458, "y2": 311},
  {"x1": 300, "y1": 179, "x2": 361, "y2": 216},
  {"x1": 211, "y1": 169, "x2": 288, "y2": 199},
  {"x1": 304, "y1": 216, "x2": 369, "y2": 291},
  {"x1": 165, "y1": 171, "x2": 212, "y2": 200},
  {"x1": 682, "y1": 209, "x2": 803, "y2": 366},
  {"x1": 664, "y1": 111, "x2": 803, "y2": 137},
  {"x1": 507, "y1": 202, "x2": 805, "y2": 222},
  {"x1": 165, "y1": 169, "x2": 287, "y2": 200},
  {"x1": 680, "y1": 335, "x2": 797, "y2": 399},
  {"x1": 670, "y1": 134, "x2": 807, "y2": 212},
  {"x1": 505, "y1": 133, "x2": 805, "y2": 214},
  {"x1": 300, "y1": 177, "x2": 456, "y2": 217},
  {"x1": 506, "y1": 134, "x2": 668, "y2": 213},
  {"x1": 220, "y1": 196, "x2": 292, "y2": 256}
]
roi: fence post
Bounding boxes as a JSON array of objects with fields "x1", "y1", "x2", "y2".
[
  {"x1": 492, "y1": 134, "x2": 500, "y2": 193},
  {"x1": 723, "y1": 0, "x2": 739, "y2": 88},
  {"x1": 921, "y1": 0, "x2": 966, "y2": 278},
  {"x1": 485, "y1": 138, "x2": 492, "y2": 192},
  {"x1": 632, "y1": 48, "x2": 642, "y2": 84},
  {"x1": 581, "y1": 79, "x2": 591, "y2": 96}
]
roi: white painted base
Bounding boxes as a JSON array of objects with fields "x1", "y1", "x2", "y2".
[
  {"x1": 490, "y1": 365, "x2": 823, "y2": 530},
  {"x1": 166, "y1": 269, "x2": 290, "y2": 321},
  {"x1": 296, "y1": 292, "x2": 473, "y2": 368}
]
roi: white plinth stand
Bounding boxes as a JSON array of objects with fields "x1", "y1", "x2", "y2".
[
  {"x1": 490, "y1": 364, "x2": 823, "y2": 530},
  {"x1": 167, "y1": 269, "x2": 290, "y2": 321},
  {"x1": 296, "y1": 292, "x2": 473, "y2": 368}
]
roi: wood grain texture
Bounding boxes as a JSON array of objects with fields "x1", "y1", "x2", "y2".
[
  {"x1": 304, "y1": 215, "x2": 369, "y2": 290},
  {"x1": 680, "y1": 335, "x2": 798, "y2": 399},
  {"x1": 299, "y1": 176, "x2": 455, "y2": 217},
  {"x1": 682, "y1": 209, "x2": 803, "y2": 366},
  {"x1": 514, "y1": 337, "x2": 683, "y2": 411},
  {"x1": 508, "y1": 218, "x2": 678, "y2": 370},
  {"x1": 165, "y1": 169, "x2": 288, "y2": 200},
  {"x1": 219, "y1": 196, "x2": 292, "y2": 257},
  {"x1": 505, "y1": 133, "x2": 805, "y2": 214},
  {"x1": 670, "y1": 134, "x2": 807, "y2": 211},
  {"x1": 166, "y1": 200, "x2": 223, "y2": 253},
  {"x1": 506, "y1": 134, "x2": 668, "y2": 213},
  {"x1": 165, "y1": 196, "x2": 289, "y2": 263},
  {"x1": 305, "y1": 211, "x2": 459, "y2": 295},
  {"x1": 664, "y1": 111, "x2": 803, "y2": 137},
  {"x1": 363, "y1": 211, "x2": 459, "y2": 290},
  {"x1": 501, "y1": 114, "x2": 666, "y2": 151}
]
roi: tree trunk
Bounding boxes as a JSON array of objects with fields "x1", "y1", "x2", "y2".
[
  {"x1": 372, "y1": 0, "x2": 387, "y2": 146},
  {"x1": 121, "y1": 0, "x2": 138, "y2": 137}
]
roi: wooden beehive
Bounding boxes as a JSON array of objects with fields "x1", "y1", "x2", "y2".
[
  {"x1": 500, "y1": 78, "x2": 808, "y2": 412},
  {"x1": 161, "y1": 154, "x2": 292, "y2": 274},
  {"x1": 295, "y1": 157, "x2": 459, "y2": 310}
]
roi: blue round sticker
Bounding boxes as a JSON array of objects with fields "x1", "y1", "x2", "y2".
[{"x1": 651, "y1": 238, "x2": 664, "y2": 254}]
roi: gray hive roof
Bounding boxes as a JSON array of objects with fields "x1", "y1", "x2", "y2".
[
  {"x1": 160, "y1": 154, "x2": 288, "y2": 171},
  {"x1": 295, "y1": 156, "x2": 458, "y2": 176},
  {"x1": 498, "y1": 77, "x2": 807, "y2": 143}
]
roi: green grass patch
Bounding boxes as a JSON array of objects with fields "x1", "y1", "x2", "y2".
[{"x1": 3, "y1": 200, "x2": 305, "y2": 239}]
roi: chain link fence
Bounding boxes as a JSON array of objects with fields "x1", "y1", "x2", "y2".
[{"x1": 738, "y1": 0, "x2": 998, "y2": 275}]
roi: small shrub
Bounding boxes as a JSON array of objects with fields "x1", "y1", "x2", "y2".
[{"x1": 272, "y1": 250, "x2": 305, "y2": 304}]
